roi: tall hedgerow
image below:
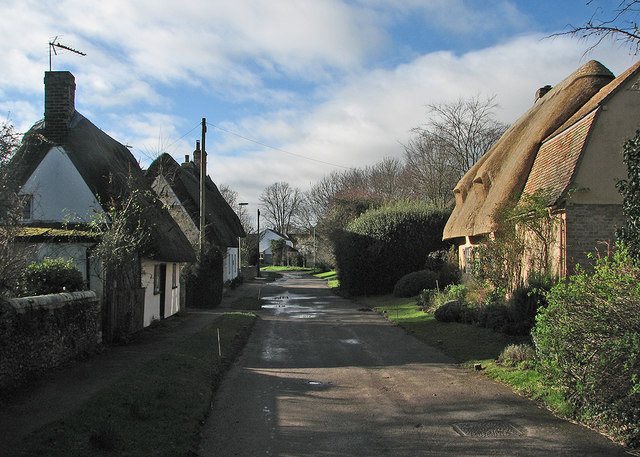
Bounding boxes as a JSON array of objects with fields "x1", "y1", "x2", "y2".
[{"x1": 333, "y1": 201, "x2": 450, "y2": 296}]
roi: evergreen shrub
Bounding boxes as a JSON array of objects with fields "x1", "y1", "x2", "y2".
[
  {"x1": 18, "y1": 257, "x2": 84, "y2": 297},
  {"x1": 392, "y1": 269, "x2": 439, "y2": 297},
  {"x1": 333, "y1": 201, "x2": 450, "y2": 296},
  {"x1": 533, "y1": 244, "x2": 640, "y2": 446},
  {"x1": 183, "y1": 245, "x2": 224, "y2": 308}
]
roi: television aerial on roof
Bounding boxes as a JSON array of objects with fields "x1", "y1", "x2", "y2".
[{"x1": 48, "y1": 36, "x2": 86, "y2": 71}]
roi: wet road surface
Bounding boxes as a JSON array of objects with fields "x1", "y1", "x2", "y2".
[{"x1": 198, "y1": 272, "x2": 629, "y2": 457}]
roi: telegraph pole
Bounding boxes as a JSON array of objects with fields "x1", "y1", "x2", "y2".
[
  {"x1": 199, "y1": 118, "x2": 207, "y2": 255},
  {"x1": 256, "y1": 209, "x2": 261, "y2": 278}
]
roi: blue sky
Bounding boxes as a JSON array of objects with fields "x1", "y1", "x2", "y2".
[{"x1": 1, "y1": 1, "x2": 638, "y2": 211}]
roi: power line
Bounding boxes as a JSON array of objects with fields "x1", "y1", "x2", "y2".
[{"x1": 206, "y1": 122, "x2": 351, "y2": 169}]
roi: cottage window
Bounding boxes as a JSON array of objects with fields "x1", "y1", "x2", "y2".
[
  {"x1": 21, "y1": 195, "x2": 33, "y2": 220},
  {"x1": 464, "y1": 246, "x2": 474, "y2": 274},
  {"x1": 153, "y1": 264, "x2": 162, "y2": 295},
  {"x1": 171, "y1": 263, "x2": 177, "y2": 289}
]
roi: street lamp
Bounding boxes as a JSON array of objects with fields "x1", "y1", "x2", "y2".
[{"x1": 238, "y1": 202, "x2": 248, "y2": 278}]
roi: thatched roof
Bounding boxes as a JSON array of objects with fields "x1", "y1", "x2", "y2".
[
  {"x1": 443, "y1": 60, "x2": 615, "y2": 240},
  {"x1": 10, "y1": 113, "x2": 196, "y2": 263},
  {"x1": 146, "y1": 153, "x2": 245, "y2": 248},
  {"x1": 524, "y1": 59, "x2": 640, "y2": 207}
]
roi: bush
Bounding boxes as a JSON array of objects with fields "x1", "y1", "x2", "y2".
[
  {"x1": 425, "y1": 248, "x2": 461, "y2": 288},
  {"x1": 533, "y1": 244, "x2": 640, "y2": 446},
  {"x1": 393, "y1": 270, "x2": 439, "y2": 297},
  {"x1": 183, "y1": 245, "x2": 224, "y2": 308},
  {"x1": 434, "y1": 300, "x2": 470, "y2": 323},
  {"x1": 475, "y1": 303, "x2": 510, "y2": 332},
  {"x1": 334, "y1": 201, "x2": 451, "y2": 296},
  {"x1": 497, "y1": 344, "x2": 536, "y2": 369},
  {"x1": 508, "y1": 280, "x2": 550, "y2": 335},
  {"x1": 18, "y1": 257, "x2": 84, "y2": 296}
]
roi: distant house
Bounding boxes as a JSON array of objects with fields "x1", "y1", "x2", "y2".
[
  {"x1": 8, "y1": 71, "x2": 196, "y2": 340},
  {"x1": 146, "y1": 152, "x2": 246, "y2": 282},
  {"x1": 443, "y1": 60, "x2": 640, "y2": 280},
  {"x1": 259, "y1": 229, "x2": 297, "y2": 265}
]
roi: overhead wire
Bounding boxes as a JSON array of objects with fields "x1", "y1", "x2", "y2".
[{"x1": 206, "y1": 122, "x2": 351, "y2": 170}]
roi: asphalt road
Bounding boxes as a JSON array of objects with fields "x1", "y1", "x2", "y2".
[{"x1": 198, "y1": 272, "x2": 630, "y2": 457}]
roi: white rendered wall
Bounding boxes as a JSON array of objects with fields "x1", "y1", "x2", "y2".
[
  {"x1": 141, "y1": 260, "x2": 181, "y2": 327},
  {"x1": 20, "y1": 146, "x2": 104, "y2": 223}
]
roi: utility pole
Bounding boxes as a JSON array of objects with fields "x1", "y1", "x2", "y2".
[
  {"x1": 256, "y1": 209, "x2": 261, "y2": 278},
  {"x1": 199, "y1": 118, "x2": 207, "y2": 255}
]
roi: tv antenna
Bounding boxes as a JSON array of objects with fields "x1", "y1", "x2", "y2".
[{"x1": 49, "y1": 37, "x2": 86, "y2": 71}]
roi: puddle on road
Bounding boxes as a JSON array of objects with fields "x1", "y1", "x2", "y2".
[
  {"x1": 261, "y1": 292, "x2": 326, "y2": 319},
  {"x1": 261, "y1": 346, "x2": 287, "y2": 362},
  {"x1": 340, "y1": 338, "x2": 360, "y2": 345}
]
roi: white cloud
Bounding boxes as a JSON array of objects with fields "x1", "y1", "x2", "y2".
[{"x1": 210, "y1": 33, "x2": 639, "y2": 203}]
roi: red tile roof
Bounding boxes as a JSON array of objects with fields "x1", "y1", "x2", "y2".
[{"x1": 523, "y1": 108, "x2": 599, "y2": 205}]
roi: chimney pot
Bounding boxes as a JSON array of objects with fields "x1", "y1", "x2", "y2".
[
  {"x1": 185, "y1": 154, "x2": 190, "y2": 164},
  {"x1": 193, "y1": 141, "x2": 201, "y2": 168}
]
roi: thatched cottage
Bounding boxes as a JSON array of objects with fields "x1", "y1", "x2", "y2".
[
  {"x1": 9, "y1": 71, "x2": 196, "y2": 340},
  {"x1": 146, "y1": 152, "x2": 246, "y2": 283},
  {"x1": 443, "y1": 60, "x2": 640, "y2": 279}
]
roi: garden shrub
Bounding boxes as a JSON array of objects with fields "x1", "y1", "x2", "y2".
[
  {"x1": 533, "y1": 244, "x2": 640, "y2": 446},
  {"x1": 393, "y1": 269, "x2": 439, "y2": 297},
  {"x1": 507, "y1": 279, "x2": 550, "y2": 335},
  {"x1": 434, "y1": 300, "x2": 470, "y2": 323},
  {"x1": 334, "y1": 201, "x2": 450, "y2": 296},
  {"x1": 475, "y1": 303, "x2": 510, "y2": 332},
  {"x1": 18, "y1": 257, "x2": 84, "y2": 297},
  {"x1": 183, "y1": 245, "x2": 224, "y2": 308},
  {"x1": 497, "y1": 343, "x2": 536, "y2": 369},
  {"x1": 425, "y1": 248, "x2": 461, "y2": 287}
]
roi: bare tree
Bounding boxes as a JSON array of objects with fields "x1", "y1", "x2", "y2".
[
  {"x1": 426, "y1": 95, "x2": 508, "y2": 174},
  {"x1": 404, "y1": 95, "x2": 508, "y2": 207},
  {"x1": 0, "y1": 120, "x2": 29, "y2": 296},
  {"x1": 219, "y1": 184, "x2": 253, "y2": 232},
  {"x1": 403, "y1": 132, "x2": 459, "y2": 207},
  {"x1": 558, "y1": 1, "x2": 640, "y2": 54},
  {"x1": 260, "y1": 181, "x2": 302, "y2": 234}
]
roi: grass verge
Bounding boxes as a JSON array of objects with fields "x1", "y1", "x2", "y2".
[
  {"x1": 358, "y1": 294, "x2": 574, "y2": 418},
  {"x1": 9, "y1": 312, "x2": 257, "y2": 457},
  {"x1": 314, "y1": 270, "x2": 339, "y2": 288}
]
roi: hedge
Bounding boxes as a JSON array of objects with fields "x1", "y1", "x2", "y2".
[{"x1": 333, "y1": 201, "x2": 450, "y2": 296}]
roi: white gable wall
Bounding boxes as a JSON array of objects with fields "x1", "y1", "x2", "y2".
[
  {"x1": 20, "y1": 146, "x2": 104, "y2": 222},
  {"x1": 259, "y1": 230, "x2": 292, "y2": 254}
]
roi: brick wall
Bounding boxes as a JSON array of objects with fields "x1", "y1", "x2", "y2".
[
  {"x1": 0, "y1": 291, "x2": 100, "y2": 390},
  {"x1": 565, "y1": 203, "x2": 625, "y2": 273}
]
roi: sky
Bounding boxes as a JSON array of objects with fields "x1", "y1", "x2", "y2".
[{"x1": 1, "y1": 1, "x2": 639, "y2": 215}]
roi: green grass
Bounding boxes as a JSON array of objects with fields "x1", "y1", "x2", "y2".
[
  {"x1": 10, "y1": 313, "x2": 257, "y2": 457},
  {"x1": 314, "y1": 270, "x2": 339, "y2": 288},
  {"x1": 358, "y1": 294, "x2": 573, "y2": 419}
]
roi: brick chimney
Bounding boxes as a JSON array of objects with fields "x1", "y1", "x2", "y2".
[
  {"x1": 44, "y1": 71, "x2": 76, "y2": 144},
  {"x1": 535, "y1": 85, "x2": 552, "y2": 103},
  {"x1": 193, "y1": 140, "x2": 201, "y2": 168}
]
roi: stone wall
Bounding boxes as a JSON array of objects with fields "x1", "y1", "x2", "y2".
[
  {"x1": 0, "y1": 291, "x2": 100, "y2": 390},
  {"x1": 565, "y1": 203, "x2": 626, "y2": 273}
]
